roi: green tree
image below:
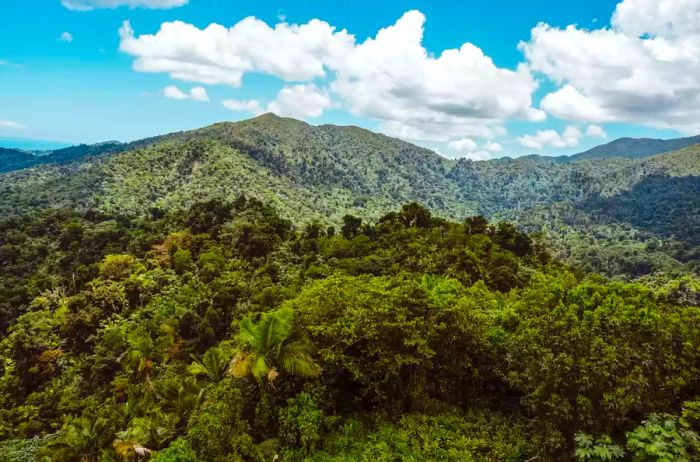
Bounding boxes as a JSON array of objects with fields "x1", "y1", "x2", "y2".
[{"x1": 229, "y1": 308, "x2": 320, "y2": 384}]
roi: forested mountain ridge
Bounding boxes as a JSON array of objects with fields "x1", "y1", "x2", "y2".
[
  {"x1": 565, "y1": 133, "x2": 700, "y2": 162},
  {"x1": 2, "y1": 115, "x2": 700, "y2": 461},
  {"x1": 1, "y1": 113, "x2": 699, "y2": 278},
  {"x1": 0, "y1": 141, "x2": 126, "y2": 174},
  {"x1": 3, "y1": 115, "x2": 698, "y2": 175}
]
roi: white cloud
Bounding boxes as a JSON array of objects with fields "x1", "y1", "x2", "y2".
[
  {"x1": 448, "y1": 138, "x2": 478, "y2": 152},
  {"x1": 462, "y1": 150, "x2": 495, "y2": 161},
  {"x1": 189, "y1": 87, "x2": 209, "y2": 102},
  {"x1": 267, "y1": 84, "x2": 331, "y2": 118},
  {"x1": 119, "y1": 18, "x2": 353, "y2": 86},
  {"x1": 222, "y1": 98, "x2": 263, "y2": 114},
  {"x1": 611, "y1": 0, "x2": 700, "y2": 37},
  {"x1": 446, "y1": 137, "x2": 504, "y2": 160},
  {"x1": 163, "y1": 85, "x2": 209, "y2": 101},
  {"x1": 60, "y1": 32, "x2": 74, "y2": 42},
  {"x1": 483, "y1": 141, "x2": 503, "y2": 152},
  {"x1": 586, "y1": 124, "x2": 607, "y2": 138},
  {"x1": 62, "y1": 0, "x2": 187, "y2": 11},
  {"x1": 163, "y1": 85, "x2": 187, "y2": 99},
  {"x1": 222, "y1": 84, "x2": 331, "y2": 119},
  {"x1": 331, "y1": 11, "x2": 543, "y2": 141},
  {"x1": 518, "y1": 126, "x2": 583, "y2": 150},
  {"x1": 119, "y1": 10, "x2": 543, "y2": 141},
  {"x1": 0, "y1": 119, "x2": 24, "y2": 130},
  {"x1": 379, "y1": 120, "x2": 506, "y2": 143},
  {"x1": 521, "y1": 0, "x2": 700, "y2": 134}
]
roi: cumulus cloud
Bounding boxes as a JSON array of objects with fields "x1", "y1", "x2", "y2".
[
  {"x1": 189, "y1": 87, "x2": 209, "y2": 102},
  {"x1": 163, "y1": 85, "x2": 209, "y2": 101},
  {"x1": 267, "y1": 84, "x2": 331, "y2": 118},
  {"x1": 483, "y1": 141, "x2": 503, "y2": 152},
  {"x1": 119, "y1": 18, "x2": 353, "y2": 86},
  {"x1": 119, "y1": 10, "x2": 543, "y2": 141},
  {"x1": 331, "y1": 11, "x2": 544, "y2": 141},
  {"x1": 62, "y1": 0, "x2": 187, "y2": 11},
  {"x1": 0, "y1": 119, "x2": 25, "y2": 130},
  {"x1": 447, "y1": 137, "x2": 503, "y2": 160},
  {"x1": 521, "y1": 0, "x2": 700, "y2": 134},
  {"x1": 448, "y1": 138, "x2": 478, "y2": 152},
  {"x1": 222, "y1": 84, "x2": 331, "y2": 119},
  {"x1": 222, "y1": 98, "x2": 263, "y2": 114},
  {"x1": 586, "y1": 124, "x2": 607, "y2": 138},
  {"x1": 60, "y1": 32, "x2": 74, "y2": 42},
  {"x1": 518, "y1": 126, "x2": 583, "y2": 150}
]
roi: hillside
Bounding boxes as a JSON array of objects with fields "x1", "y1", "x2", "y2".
[
  {"x1": 0, "y1": 114, "x2": 470, "y2": 222},
  {"x1": 566, "y1": 134, "x2": 700, "y2": 161},
  {"x1": 2, "y1": 116, "x2": 700, "y2": 461},
  {"x1": 0, "y1": 147, "x2": 37, "y2": 173},
  {"x1": 1, "y1": 114, "x2": 699, "y2": 278},
  {"x1": 0, "y1": 141, "x2": 126, "y2": 174}
]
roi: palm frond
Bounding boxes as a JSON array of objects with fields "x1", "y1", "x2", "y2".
[
  {"x1": 237, "y1": 318, "x2": 257, "y2": 348},
  {"x1": 281, "y1": 339, "x2": 314, "y2": 356},
  {"x1": 251, "y1": 355, "x2": 271, "y2": 380},
  {"x1": 202, "y1": 347, "x2": 228, "y2": 381},
  {"x1": 280, "y1": 352, "x2": 321, "y2": 378}
]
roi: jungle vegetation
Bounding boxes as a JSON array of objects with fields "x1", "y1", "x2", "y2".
[
  {"x1": 1, "y1": 115, "x2": 700, "y2": 461},
  {"x1": 0, "y1": 199, "x2": 699, "y2": 461}
]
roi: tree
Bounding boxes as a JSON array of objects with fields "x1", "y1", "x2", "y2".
[
  {"x1": 400, "y1": 202, "x2": 432, "y2": 228},
  {"x1": 188, "y1": 346, "x2": 231, "y2": 383},
  {"x1": 229, "y1": 308, "x2": 320, "y2": 384},
  {"x1": 341, "y1": 215, "x2": 362, "y2": 239}
]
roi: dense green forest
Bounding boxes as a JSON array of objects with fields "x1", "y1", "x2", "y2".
[
  {"x1": 2, "y1": 114, "x2": 700, "y2": 280},
  {"x1": 2, "y1": 115, "x2": 700, "y2": 460},
  {"x1": 1, "y1": 198, "x2": 700, "y2": 461}
]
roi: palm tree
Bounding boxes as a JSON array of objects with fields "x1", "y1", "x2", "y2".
[
  {"x1": 188, "y1": 346, "x2": 229, "y2": 382},
  {"x1": 49, "y1": 404, "x2": 127, "y2": 462},
  {"x1": 229, "y1": 308, "x2": 320, "y2": 383}
]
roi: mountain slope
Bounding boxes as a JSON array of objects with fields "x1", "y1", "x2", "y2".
[
  {"x1": 1, "y1": 113, "x2": 699, "y2": 278},
  {"x1": 567, "y1": 134, "x2": 700, "y2": 161},
  {"x1": 0, "y1": 114, "x2": 473, "y2": 222},
  {"x1": 0, "y1": 141, "x2": 126, "y2": 173},
  {"x1": 0, "y1": 147, "x2": 37, "y2": 173}
]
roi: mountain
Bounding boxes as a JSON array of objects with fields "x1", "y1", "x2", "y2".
[
  {"x1": 0, "y1": 114, "x2": 469, "y2": 221},
  {"x1": 566, "y1": 134, "x2": 700, "y2": 162},
  {"x1": 3, "y1": 115, "x2": 700, "y2": 461},
  {"x1": 0, "y1": 141, "x2": 126, "y2": 173},
  {"x1": 1, "y1": 113, "x2": 699, "y2": 278},
  {"x1": 0, "y1": 147, "x2": 37, "y2": 173}
]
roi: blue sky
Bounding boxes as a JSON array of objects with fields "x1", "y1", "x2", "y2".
[{"x1": 1, "y1": 0, "x2": 697, "y2": 158}]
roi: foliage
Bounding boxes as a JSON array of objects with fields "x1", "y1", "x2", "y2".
[
  {"x1": 574, "y1": 433, "x2": 625, "y2": 461},
  {"x1": 0, "y1": 198, "x2": 699, "y2": 461},
  {"x1": 3, "y1": 114, "x2": 699, "y2": 280},
  {"x1": 230, "y1": 308, "x2": 321, "y2": 384},
  {"x1": 304, "y1": 412, "x2": 533, "y2": 462}
]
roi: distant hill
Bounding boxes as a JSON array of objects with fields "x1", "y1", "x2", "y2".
[
  {"x1": 566, "y1": 134, "x2": 700, "y2": 162},
  {"x1": 0, "y1": 147, "x2": 37, "y2": 173},
  {"x1": 1, "y1": 113, "x2": 699, "y2": 278},
  {"x1": 3, "y1": 123, "x2": 698, "y2": 174},
  {"x1": 0, "y1": 141, "x2": 126, "y2": 173}
]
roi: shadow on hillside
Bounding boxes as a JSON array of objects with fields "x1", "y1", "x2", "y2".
[{"x1": 578, "y1": 175, "x2": 700, "y2": 247}]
